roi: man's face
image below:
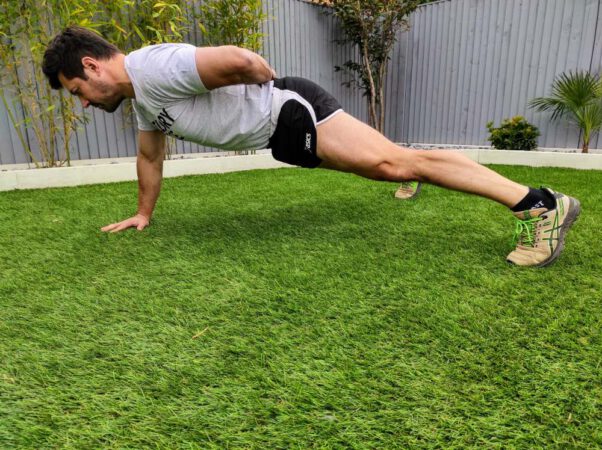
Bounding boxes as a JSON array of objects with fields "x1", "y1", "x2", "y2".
[{"x1": 58, "y1": 57, "x2": 124, "y2": 113}]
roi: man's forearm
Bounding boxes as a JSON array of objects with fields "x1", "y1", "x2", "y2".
[{"x1": 136, "y1": 153, "x2": 163, "y2": 219}]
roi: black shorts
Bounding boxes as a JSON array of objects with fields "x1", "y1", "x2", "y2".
[{"x1": 269, "y1": 77, "x2": 343, "y2": 168}]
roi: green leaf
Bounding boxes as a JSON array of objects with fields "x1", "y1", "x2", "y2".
[{"x1": 133, "y1": 24, "x2": 146, "y2": 42}]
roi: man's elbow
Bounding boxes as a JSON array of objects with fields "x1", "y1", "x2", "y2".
[
  {"x1": 229, "y1": 47, "x2": 270, "y2": 83},
  {"x1": 234, "y1": 49, "x2": 256, "y2": 77}
]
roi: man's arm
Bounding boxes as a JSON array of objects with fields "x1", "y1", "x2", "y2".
[
  {"x1": 101, "y1": 130, "x2": 166, "y2": 233},
  {"x1": 195, "y1": 46, "x2": 276, "y2": 90}
]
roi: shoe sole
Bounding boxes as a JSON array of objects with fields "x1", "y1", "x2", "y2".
[
  {"x1": 535, "y1": 196, "x2": 581, "y2": 268},
  {"x1": 395, "y1": 182, "x2": 422, "y2": 200}
]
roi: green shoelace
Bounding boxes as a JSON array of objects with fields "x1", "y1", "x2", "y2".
[{"x1": 512, "y1": 216, "x2": 542, "y2": 247}]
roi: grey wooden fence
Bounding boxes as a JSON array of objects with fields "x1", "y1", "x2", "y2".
[
  {"x1": 1, "y1": 0, "x2": 600, "y2": 165},
  {"x1": 395, "y1": 0, "x2": 602, "y2": 149}
]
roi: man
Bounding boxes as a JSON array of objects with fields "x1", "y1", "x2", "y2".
[{"x1": 42, "y1": 26, "x2": 580, "y2": 267}]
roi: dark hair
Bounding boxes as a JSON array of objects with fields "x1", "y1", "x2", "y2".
[{"x1": 42, "y1": 26, "x2": 120, "y2": 89}]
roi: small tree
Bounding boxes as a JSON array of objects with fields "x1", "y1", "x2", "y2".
[
  {"x1": 529, "y1": 71, "x2": 602, "y2": 153},
  {"x1": 327, "y1": 0, "x2": 420, "y2": 132}
]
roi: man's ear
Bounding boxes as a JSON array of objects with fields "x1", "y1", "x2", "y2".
[{"x1": 81, "y1": 56, "x2": 101, "y2": 75}]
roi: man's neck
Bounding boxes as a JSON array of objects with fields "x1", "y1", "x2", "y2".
[{"x1": 111, "y1": 53, "x2": 136, "y2": 99}]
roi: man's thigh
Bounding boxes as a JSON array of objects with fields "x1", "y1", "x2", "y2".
[{"x1": 316, "y1": 112, "x2": 409, "y2": 177}]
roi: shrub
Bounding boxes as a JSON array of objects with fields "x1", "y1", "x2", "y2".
[{"x1": 486, "y1": 116, "x2": 540, "y2": 150}]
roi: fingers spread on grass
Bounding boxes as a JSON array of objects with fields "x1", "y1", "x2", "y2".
[
  {"x1": 101, "y1": 219, "x2": 135, "y2": 233},
  {"x1": 100, "y1": 222, "x2": 119, "y2": 232}
]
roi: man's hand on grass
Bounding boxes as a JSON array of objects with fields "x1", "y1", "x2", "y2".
[{"x1": 101, "y1": 213, "x2": 150, "y2": 233}]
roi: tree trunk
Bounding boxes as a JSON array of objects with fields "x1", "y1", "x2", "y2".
[
  {"x1": 362, "y1": 45, "x2": 378, "y2": 129},
  {"x1": 378, "y1": 61, "x2": 387, "y2": 134},
  {"x1": 582, "y1": 132, "x2": 590, "y2": 153}
]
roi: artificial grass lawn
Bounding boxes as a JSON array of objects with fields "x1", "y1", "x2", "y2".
[{"x1": 0, "y1": 165, "x2": 601, "y2": 448}]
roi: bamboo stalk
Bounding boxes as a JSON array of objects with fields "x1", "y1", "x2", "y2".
[{"x1": 1, "y1": 90, "x2": 40, "y2": 167}]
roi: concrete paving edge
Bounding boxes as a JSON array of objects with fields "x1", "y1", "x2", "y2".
[{"x1": 1, "y1": 150, "x2": 601, "y2": 192}]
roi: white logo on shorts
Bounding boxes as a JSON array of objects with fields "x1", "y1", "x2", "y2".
[{"x1": 305, "y1": 133, "x2": 312, "y2": 151}]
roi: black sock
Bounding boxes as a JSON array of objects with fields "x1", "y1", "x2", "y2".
[{"x1": 511, "y1": 187, "x2": 556, "y2": 212}]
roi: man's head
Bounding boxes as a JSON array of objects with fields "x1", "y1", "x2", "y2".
[{"x1": 43, "y1": 26, "x2": 126, "y2": 112}]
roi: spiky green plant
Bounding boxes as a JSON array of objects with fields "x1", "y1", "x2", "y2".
[{"x1": 529, "y1": 71, "x2": 602, "y2": 153}]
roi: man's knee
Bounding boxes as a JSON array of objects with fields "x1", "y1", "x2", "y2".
[{"x1": 371, "y1": 150, "x2": 423, "y2": 182}]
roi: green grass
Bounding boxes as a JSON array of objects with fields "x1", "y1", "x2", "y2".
[{"x1": 1, "y1": 165, "x2": 601, "y2": 448}]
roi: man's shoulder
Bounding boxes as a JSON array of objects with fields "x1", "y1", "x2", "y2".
[
  {"x1": 125, "y1": 42, "x2": 207, "y2": 105},
  {"x1": 126, "y1": 43, "x2": 196, "y2": 68}
]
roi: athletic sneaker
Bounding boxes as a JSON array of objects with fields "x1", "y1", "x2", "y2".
[
  {"x1": 506, "y1": 188, "x2": 581, "y2": 267},
  {"x1": 394, "y1": 181, "x2": 422, "y2": 200}
]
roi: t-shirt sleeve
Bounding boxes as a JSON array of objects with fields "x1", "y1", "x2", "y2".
[
  {"x1": 131, "y1": 100, "x2": 156, "y2": 131},
  {"x1": 146, "y1": 44, "x2": 209, "y2": 99}
]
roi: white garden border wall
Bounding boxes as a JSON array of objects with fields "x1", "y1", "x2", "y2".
[{"x1": 1, "y1": 148, "x2": 601, "y2": 192}]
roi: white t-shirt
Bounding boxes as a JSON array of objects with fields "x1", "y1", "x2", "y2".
[{"x1": 124, "y1": 44, "x2": 276, "y2": 150}]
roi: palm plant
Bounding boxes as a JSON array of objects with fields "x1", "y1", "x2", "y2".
[{"x1": 529, "y1": 71, "x2": 602, "y2": 153}]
